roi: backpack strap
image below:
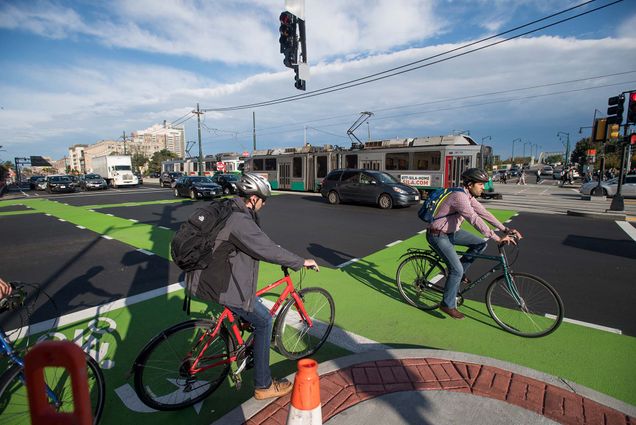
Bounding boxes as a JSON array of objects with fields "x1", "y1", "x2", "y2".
[{"x1": 431, "y1": 188, "x2": 462, "y2": 221}]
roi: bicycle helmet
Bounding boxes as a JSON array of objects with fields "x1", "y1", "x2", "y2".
[
  {"x1": 236, "y1": 172, "x2": 272, "y2": 199},
  {"x1": 461, "y1": 168, "x2": 490, "y2": 184}
]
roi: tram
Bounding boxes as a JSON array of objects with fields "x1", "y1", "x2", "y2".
[
  {"x1": 161, "y1": 153, "x2": 244, "y2": 175},
  {"x1": 242, "y1": 135, "x2": 480, "y2": 195}
]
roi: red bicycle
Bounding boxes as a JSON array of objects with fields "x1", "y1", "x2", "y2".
[{"x1": 132, "y1": 266, "x2": 335, "y2": 410}]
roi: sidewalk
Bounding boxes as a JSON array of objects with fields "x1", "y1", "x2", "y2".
[{"x1": 213, "y1": 349, "x2": 636, "y2": 425}]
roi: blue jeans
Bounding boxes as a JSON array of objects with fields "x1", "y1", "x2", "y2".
[
  {"x1": 426, "y1": 230, "x2": 488, "y2": 308},
  {"x1": 229, "y1": 297, "x2": 273, "y2": 389}
]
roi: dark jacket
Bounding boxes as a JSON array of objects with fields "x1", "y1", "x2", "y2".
[{"x1": 189, "y1": 198, "x2": 304, "y2": 312}]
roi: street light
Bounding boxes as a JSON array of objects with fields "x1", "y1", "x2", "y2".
[
  {"x1": 557, "y1": 131, "x2": 570, "y2": 166},
  {"x1": 523, "y1": 141, "x2": 532, "y2": 163},
  {"x1": 511, "y1": 138, "x2": 522, "y2": 163},
  {"x1": 481, "y1": 136, "x2": 491, "y2": 169}
]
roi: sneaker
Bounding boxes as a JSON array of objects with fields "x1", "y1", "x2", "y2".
[
  {"x1": 254, "y1": 378, "x2": 293, "y2": 400},
  {"x1": 440, "y1": 306, "x2": 465, "y2": 320}
]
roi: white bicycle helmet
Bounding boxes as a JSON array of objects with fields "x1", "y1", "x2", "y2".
[{"x1": 236, "y1": 173, "x2": 272, "y2": 199}]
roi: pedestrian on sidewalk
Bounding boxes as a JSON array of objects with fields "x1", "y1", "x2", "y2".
[
  {"x1": 536, "y1": 169, "x2": 541, "y2": 183},
  {"x1": 516, "y1": 171, "x2": 526, "y2": 185}
]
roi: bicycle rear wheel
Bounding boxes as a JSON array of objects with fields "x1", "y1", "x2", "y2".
[
  {"x1": 396, "y1": 254, "x2": 447, "y2": 310},
  {"x1": 274, "y1": 287, "x2": 335, "y2": 360},
  {"x1": 133, "y1": 319, "x2": 232, "y2": 410},
  {"x1": 486, "y1": 272, "x2": 564, "y2": 337},
  {"x1": 0, "y1": 354, "x2": 105, "y2": 425}
]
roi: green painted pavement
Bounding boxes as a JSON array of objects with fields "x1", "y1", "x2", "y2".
[{"x1": 1, "y1": 197, "x2": 634, "y2": 425}]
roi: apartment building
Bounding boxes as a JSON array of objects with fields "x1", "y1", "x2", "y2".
[
  {"x1": 68, "y1": 144, "x2": 88, "y2": 173},
  {"x1": 132, "y1": 123, "x2": 185, "y2": 159}
]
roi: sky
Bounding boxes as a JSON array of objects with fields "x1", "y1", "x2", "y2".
[{"x1": 1, "y1": 0, "x2": 636, "y2": 164}]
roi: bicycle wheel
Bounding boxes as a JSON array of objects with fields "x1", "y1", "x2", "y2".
[
  {"x1": 0, "y1": 355, "x2": 105, "y2": 425},
  {"x1": 396, "y1": 254, "x2": 447, "y2": 310},
  {"x1": 133, "y1": 319, "x2": 233, "y2": 410},
  {"x1": 486, "y1": 272, "x2": 564, "y2": 337},
  {"x1": 274, "y1": 287, "x2": 335, "y2": 360}
]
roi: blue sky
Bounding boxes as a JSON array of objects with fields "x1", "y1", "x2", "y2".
[{"x1": 1, "y1": 0, "x2": 636, "y2": 164}]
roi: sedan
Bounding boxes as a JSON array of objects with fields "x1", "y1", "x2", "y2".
[
  {"x1": 46, "y1": 176, "x2": 76, "y2": 193},
  {"x1": 174, "y1": 176, "x2": 223, "y2": 199},
  {"x1": 211, "y1": 173, "x2": 240, "y2": 195},
  {"x1": 80, "y1": 174, "x2": 107, "y2": 191},
  {"x1": 579, "y1": 175, "x2": 636, "y2": 197}
]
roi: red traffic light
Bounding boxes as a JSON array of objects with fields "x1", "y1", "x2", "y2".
[
  {"x1": 630, "y1": 134, "x2": 636, "y2": 145},
  {"x1": 631, "y1": 92, "x2": 636, "y2": 102},
  {"x1": 628, "y1": 91, "x2": 636, "y2": 124}
]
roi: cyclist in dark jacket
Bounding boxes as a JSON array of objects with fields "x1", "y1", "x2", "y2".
[{"x1": 188, "y1": 173, "x2": 318, "y2": 400}]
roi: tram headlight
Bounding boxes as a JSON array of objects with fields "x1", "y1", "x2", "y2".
[{"x1": 392, "y1": 187, "x2": 407, "y2": 194}]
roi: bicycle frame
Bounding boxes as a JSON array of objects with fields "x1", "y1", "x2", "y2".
[{"x1": 187, "y1": 269, "x2": 313, "y2": 375}]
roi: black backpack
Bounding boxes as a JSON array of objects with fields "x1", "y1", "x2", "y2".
[{"x1": 170, "y1": 199, "x2": 236, "y2": 272}]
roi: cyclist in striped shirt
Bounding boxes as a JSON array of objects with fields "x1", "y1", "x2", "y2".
[{"x1": 426, "y1": 168, "x2": 522, "y2": 319}]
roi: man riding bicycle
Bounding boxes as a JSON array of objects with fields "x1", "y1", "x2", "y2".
[
  {"x1": 187, "y1": 173, "x2": 319, "y2": 400},
  {"x1": 425, "y1": 168, "x2": 522, "y2": 319}
]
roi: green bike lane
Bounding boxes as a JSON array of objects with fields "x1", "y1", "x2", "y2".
[{"x1": 1, "y1": 197, "x2": 634, "y2": 425}]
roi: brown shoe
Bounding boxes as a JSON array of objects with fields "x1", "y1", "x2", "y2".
[
  {"x1": 440, "y1": 306, "x2": 465, "y2": 320},
  {"x1": 254, "y1": 378, "x2": 293, "y2": 400}
]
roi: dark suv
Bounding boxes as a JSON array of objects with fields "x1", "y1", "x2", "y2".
[
  {"x1": 160, "y1": 172, "x2": 183, "y2": 188},
  {"x1": 320, "y1": 169, "x2": 420, "y2": 209}
]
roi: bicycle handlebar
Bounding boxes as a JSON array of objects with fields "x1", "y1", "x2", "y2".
[{"x1": 0, "y1": 283, "x2": 26, "y2": 313}]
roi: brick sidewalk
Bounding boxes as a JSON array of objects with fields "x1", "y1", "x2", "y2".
[{"x1": 245, "y1": 358, "x2": 635, "y2": 425}]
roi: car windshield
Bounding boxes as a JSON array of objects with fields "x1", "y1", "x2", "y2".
[
  {"x1": 370, "y1": 172, "x2": 400, "y2": 184},
  {"x1": 85, "y1": 174, "x2": 102, "y2": 179},
  {"x1": 50, "y1": 176, "x2": 71, "y2": 182},
  {"x1": 189, "y1": 177, "x2": 213, "y2": 183}
]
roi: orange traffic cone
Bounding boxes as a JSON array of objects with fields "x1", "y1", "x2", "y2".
[
  {"x1": 25, "y1": 340, "x2": 93, "y2": 425},
  {"x1": 287, "y1": 358, "x2": 322, "y2": 425}
]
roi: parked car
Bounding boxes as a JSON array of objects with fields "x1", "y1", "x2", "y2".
[
  {"x1": 149, "y1": 172, "x2": 161, "y2": 178},
  {"x1": 320, "y1": 169, "x2": 420, "y2": 209},
  {"x1": 173, "y1": 176, "x2": 223, "y2": 199},
  {"x1": 46, "y1": 175, "x2": 76, "y2": 193},
  {"x1": 160, "y1": 172, "x2": 184, "y2": 188},
  {"x1": 211, "y1": 173, "x2": 240, "y2": 195},
  {"x1": 135, "y1": 173, "x2": 143, "y2": 185},
  {"x1": 541, "y1": 165, "x2": 554, "y2": 176},
  {"x1": 79, "y1": 173, "x2": 108, "y2": 191},
  {"x1": 28, "y1": 176, "x2": 44, "y2": 189},
  {"x1": 509, "y1": 167, "x2": 521, "y2": 177},
  {"x1": 579, "y1": 174, "x2": 636, "y2": 197}
]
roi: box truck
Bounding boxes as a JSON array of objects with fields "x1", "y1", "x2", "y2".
[{"x1": 91, "y1": 155, "x2": 138, "y2": 188}]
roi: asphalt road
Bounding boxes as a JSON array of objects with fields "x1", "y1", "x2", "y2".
[{"x1": 1, "y1": 185, "x2": 635, "y2": 335}]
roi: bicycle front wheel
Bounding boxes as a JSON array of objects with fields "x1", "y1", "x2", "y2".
[
  {"x1": 486, "y1": 272, "x2": 564, "y2": 337},
  {"x1": 133, "y1": 319, "x2": 232, "y2": 410},
  {"x1": 396, "y1": 254, "x2": 447, "y2": 310},
  {"x1": 274, "y1": 287, "x2": 335, "y2": 360},
  {"x1": 0, "y1": 355, "x2": 105, "y2": 425}
]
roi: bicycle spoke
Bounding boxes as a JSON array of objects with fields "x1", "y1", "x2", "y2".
[{"x1": 396, "y1": 255, "x2": 445, "y2": 310}]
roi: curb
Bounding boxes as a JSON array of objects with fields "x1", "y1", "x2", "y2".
[
  {"x1": 211, "y1": 349, "x2": 636, "y2": 424},
  {"x1": 566, "y1": 210, "x2": 626, "y2": 221}
]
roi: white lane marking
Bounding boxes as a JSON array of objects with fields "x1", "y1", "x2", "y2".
[
  {"x1": 136, "y1": 249, "x2": 154, "y2": 256},
  {"x1": 58, "y1": 218, "x2": 66, "y2": 222},
  {"x1": 76, "y1": 225, "x2": 86, "y2": 229},
  {"x1": 386, "y1": 240, "x2": 402, "y2": 247},
  {"x1": 616, "y1": 220, "x2": 636, "y2": 242},
  {"x1": 45, "y1": 213, "x2": 51, "y2": 216},
  {"x1": 545, "y1": 314, "x2": 622, "y2": 334},
  {"x1": 6, "y1": 281, "x2": 185, "y2": 341},
  {"x1": 106, "y1": 213, "x2": 114, "y2": 216},
  {"x1": 101, "y1": 235, "x2": 113, "y2": 240},
  {"x1": 129, "y1": 219, "x2": 139, "y2": 223},
  {"x1": 158, "y1": 226, "x2": 170, "y2": 230},
  {"x1": 337, "y1": 258, "x2": 360, "y2": 268},
  {"x1": 418, "y1": 229, "x2": 427, "y2": 234}
]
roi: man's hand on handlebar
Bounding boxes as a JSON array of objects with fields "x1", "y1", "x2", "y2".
[
  {"x1": 505, "y1": 227, "x2": 523, "y2": 240},
  {"x1": 499, "y1": 235, "x2": 517, "y2": 246},
  {"x1": 0, "y1": 278, "x2": 12, "y2": 300},
  {"x1": 304, "y1": 259, "x2": 320, "y2": 272}
]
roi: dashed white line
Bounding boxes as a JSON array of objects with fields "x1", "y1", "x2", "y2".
[
  {"x1": 545, "y1": 314, "x2": 622, "y2": 334},
  {"x1": 106, "y1": 213, "x2": 114, "y2": 217},
  {"x1": 158, "y1": 226, "x2": 170, "y2": 230},
  {"x1": 616, "y1": 220, "x2": 636, "y2": 242},
  {"x1": 58, "y1": 218, "x2": 66, "y2": 222},
  {"x1": 129, "y1": 219, "x2": 138, "y2": 223},
  {"x1": 417, "y1": 229, "x2": 427, "y2": 234},
  {"x1": 101, "y1": 235, "x2": 113, "y2": 240},
  {"x1": 136, "y1": 249, "x2": 154, "y2": 256},
  {"x1": 386, "y1": 240, "x2": 402, "y2": 247},
  {"x1": 337, "y1": 258, "x2": 360, "y2": 268},
  {"x1": 76, "y1": 225, "x2": 86, "y2": 229}
]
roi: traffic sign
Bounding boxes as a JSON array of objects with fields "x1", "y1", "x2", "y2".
[{"x1": 216, "y1": 162, "x2": 226, "y2": 172}]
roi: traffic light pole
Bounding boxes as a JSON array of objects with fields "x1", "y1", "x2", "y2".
[{"x1": 609, "y1": 124, "x2": 629, "y2": 212}]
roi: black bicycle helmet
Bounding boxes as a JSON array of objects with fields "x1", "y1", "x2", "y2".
[
  {"x1": 461, "y1": 168, "x2": 490, "y2": 184},
  {"x1": 236, "y1": 172, "x2": 272, "y2": 199}
]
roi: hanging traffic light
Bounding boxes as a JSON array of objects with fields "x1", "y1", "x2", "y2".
[
  {"x1": 627, "y1": 91, "x2": 636, "y2": 124},
  {"x1": 592, "y1": 118, "x2": 607, "y2": 142},
  {"x1": 279, "y1": 11, "x2": 298, "y2": 69},
  {"x1": 606, "y1": 94, "x2": 624, "y2": 125},
  {"x1": 608, "y1": 123, "x2": 621, "y2": 139}
]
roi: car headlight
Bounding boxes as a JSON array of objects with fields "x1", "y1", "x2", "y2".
[{"x1": 392, "y1": 187, "x2": 407, "y2": 194}]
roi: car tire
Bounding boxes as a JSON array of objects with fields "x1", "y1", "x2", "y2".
[
  {"x1": 190, "y1": 189, "x2": 196, "y2": 200},
  {"x1": 223, "y1": 187, "x2": 230, "y2": 195},
  {"x1": 378, "y1": 193, "x2": 393, "y2": 209},
  {"x1": 174, "y1": 189, "x2": 180, "y2": 198},
  {"x1": 327, "y1": 191, "x2": 340, "y2": 205}
]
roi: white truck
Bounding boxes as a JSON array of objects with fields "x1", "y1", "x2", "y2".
[{"x1": 91, "y1": 155, "x2": 138, "y2": 188}]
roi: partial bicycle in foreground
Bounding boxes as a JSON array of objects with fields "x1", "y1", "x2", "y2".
[
  {"x1": 396, "y1": 239, "x2": 564, "y2": 337},
  {"x1": 132, "y1": 266, "x2": 335, "y2": 410}
]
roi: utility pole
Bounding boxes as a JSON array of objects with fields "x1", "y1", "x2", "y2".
[
  {"x1": 252, "y1": 111, "x2": 256, "y2": 151},
  {"x1": 122, "y1": 131, "x2": 127, "y2": 155},
  {"x1": 194, "y1": 103, "x2": 204, "y2": 176}
]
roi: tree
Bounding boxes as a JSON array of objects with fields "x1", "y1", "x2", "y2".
[
  {"x1": 131, "y1": 152, "x2": 148, "y2": 173},
  {"x1": 148, "y1": 149, "x2": 179, "y2": 174}
]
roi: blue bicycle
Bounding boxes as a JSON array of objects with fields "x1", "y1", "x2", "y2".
[
  {"x1": 0, "y1": 283, "x2": 106, "y2": 424},
  {"x1": 396, "y1": 242, "x2": 564, "y2": 337}
]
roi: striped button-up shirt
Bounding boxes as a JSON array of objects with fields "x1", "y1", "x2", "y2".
[{"x1": 427, "y1": 188, "x2": 506, "y2": 242}]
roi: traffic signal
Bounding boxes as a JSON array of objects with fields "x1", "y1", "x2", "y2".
[
  {"x1": 627, "y1": 91, "x2": 636, "y2": 124},
  {"x1": 608, "y1": 123, "x2": 620, "y2": 139},
  {"x1": 279, "y1": 11, "x2": 298, "y2": 69},
  {"x1": 628, "y1": 133, "x2": 636, "y2": 145},
  {"x1": 592, "y1": 118, "x2": 607, "y2": 142},
  {"x1": 606, "y1": 94, "x2": 624, "y2": 125}
]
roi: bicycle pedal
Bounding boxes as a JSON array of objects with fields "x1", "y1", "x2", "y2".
[{"x1": 230, "y1": 372, "x2": 242, "y2": 390}]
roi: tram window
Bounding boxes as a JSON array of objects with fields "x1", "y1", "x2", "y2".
[
  {"x1": 345, "y1": 154, "x2": 358, "y2": 168},
  {"x1": 413, "y1": 151, "x2": 441, "y2": 170},
  {"x1": 252, "y1": 159, "x2": 264, "y2": 171},
  {"x1": 385, "y1": 153, "x2": 409, "y2": 170},
  {"x1": 293, "y1": 157, "x2": 302, "y2": 178},
  {"x1": 265, "y1": 158, "x2": 277, "y2": 171},
  {"x1": 316, "y1": 156, "x2": 328, "y2": 178},
  {"x1": 192, "y1": 162, "x2": 198, "y2": 172}
]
